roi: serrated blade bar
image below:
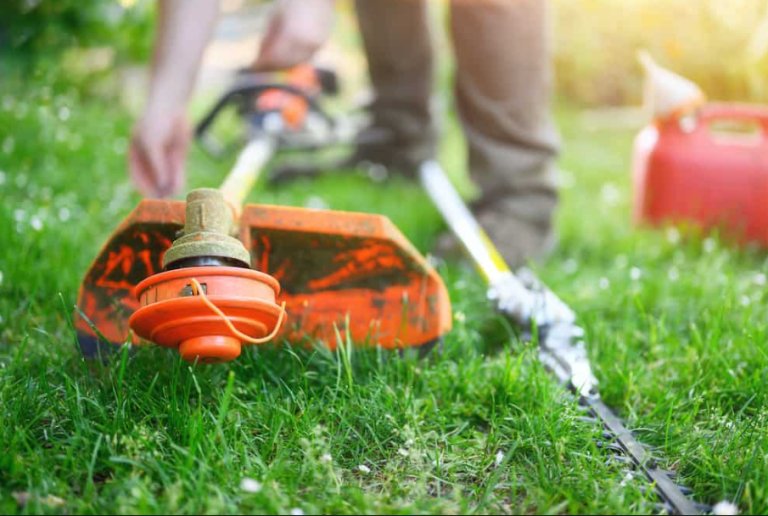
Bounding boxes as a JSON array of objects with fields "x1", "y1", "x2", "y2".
[{"x1": 586, "y1": 397, "x2": 700, "y2": 515}]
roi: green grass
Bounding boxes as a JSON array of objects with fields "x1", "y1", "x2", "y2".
[{"x1": 1, "y1": 68, "x2": 767, "y2": 515}]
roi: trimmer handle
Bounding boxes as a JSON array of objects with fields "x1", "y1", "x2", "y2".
[
  {"x1": 696, "y1": 104, "x2": 768, "y2": 127},
  {"x1": 195, "y1": 67, "x2": 338, "y2": 158},
  {"x1": 691, "y1": 104, "x2": 768, "y2": 141}
]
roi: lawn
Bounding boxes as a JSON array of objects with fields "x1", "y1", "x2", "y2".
[{"x1": 1, "y1": 64, "x2": 767, "y2": 515}]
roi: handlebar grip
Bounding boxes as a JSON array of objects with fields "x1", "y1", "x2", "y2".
[{"x1": 195, "y1": 82, "x2": 333, "y2": 147}]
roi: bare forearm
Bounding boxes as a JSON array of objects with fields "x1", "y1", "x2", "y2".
[
  {"x1": 146, "y1": 0, "x2": 220, "y2": 116},
  {"x1": 253, "y1": 0, "x2": 336, "y2": 71}
]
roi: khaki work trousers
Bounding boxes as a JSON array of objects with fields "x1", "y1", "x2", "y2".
[{"x1": 355, "y1": 0, "x2": 560, "y2": 262}]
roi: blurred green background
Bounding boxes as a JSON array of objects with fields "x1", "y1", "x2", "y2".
[{"x1": 3, "y1": 0, "x2": 768, "y2": 105}]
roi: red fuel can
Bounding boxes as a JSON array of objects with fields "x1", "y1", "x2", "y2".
[{"x1": 633, "y1": 104, "x2": 768, "y2": 245}]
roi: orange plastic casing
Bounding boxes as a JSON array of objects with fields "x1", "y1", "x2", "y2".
[{"x1": 129, "y1": 266, "x2": 283, "y2": 363}]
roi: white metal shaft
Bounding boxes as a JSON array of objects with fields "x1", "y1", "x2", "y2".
[
  {"x1": 418, "y1": 161, "x2": 509, "y2": 283},
  {"x1": 220, "y1": 136, "x2": 276, "y2": 216}
]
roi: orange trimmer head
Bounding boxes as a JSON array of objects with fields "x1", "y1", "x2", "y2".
[
  {"x1": 75, "y1": 198, "x2": 451, "y2": 360},
  {"x1": 129, "y1": 266, "x2": 285, "y2": 363}
]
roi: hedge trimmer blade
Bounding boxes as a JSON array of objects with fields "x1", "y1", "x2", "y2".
[{"x1": 418, "y1": 161, "x2": 707, "y2": 515}]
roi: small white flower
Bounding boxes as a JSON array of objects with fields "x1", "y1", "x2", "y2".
[
  {"x1": 740, "y1": 295, "x2": 751, "y2": 307},
  {"x1": 113, "y1": 137, "x2": 128, "y2": 156},
  {"x1": 704, "y1": 238, "x2": 717, "y2": 254},
  {"x1": 3, "y1": 136, "x2": 15, "y2": 155},
  {"x1": 630, "y1": 267, "x2": 643, "y2": 281},
  {"x1": 666, "y1": 227, "x2": 681, "y2": 245},
  {"x1": 290, "y1": 509, "x2": 305, "y2": 516},
  {"x1": 320, "y1": 453, "x2": 332, "y2": 463},
  {"x1": 14, "y1": 102, "x2": 28, "y2": 119},
  {"x1": 13, "y1": 209, "x2": 25, "y2": 222},
  {"x1": 495, "y1": 450, "x2": 505, "y2": 466},
  {"x1": 41, "y1": 495, "x2": 65, "y2": 508},
  {"x1": 70, "y1": 133, "x2": 83, "y2": 151},
  {"x1": 239, "y1": 478, "x2": 262, "y2": 494},
  {"x1": 405, "y1": 439, "x2": 414, "y2": 448},
  {"x1": 599, "y1": 277, "x2": 610, "y2": 290},
  {"x1": 619, "y1": 472, "x2": 634, "y2": 487},
  {"x1": 563, "y1": 259, "x2": 579, "y2": 275},
  {"x1": 600, "y1": 183, "x2": 622, "y2": 206},
  {"x1": 367, "y1": 164, "x2": 388, "y2": 183},
  {"x1": 58, "y1": 207, "x2": 71, "y2": 222},
  {"x1": 305, "y1": 196, "x2": 329, "y2": 210},
  {"x1": 358, "y1": 464, "x2": 371, "y2": 474},
  {"x1": 712, "y1": 500, "x2": 739, "y2": 515},
  {"x1": 30, "y1": 215, "x2": 43, "y2": 232},
  {"x1": 397, "y1": 448, "x2": 409, "y2": 457},
  {"x1": 753, "y1": 273, "x2": 766, "y2": 286},
  {"x1": 559, "y1": 169, "x2": 576, "y2": 189},
  {"x1": 668, "y1": 267, "x2": 680, "y2": 282},
  {"x1": 58, "y1": 106, "x2": 70, "y2": 121}
]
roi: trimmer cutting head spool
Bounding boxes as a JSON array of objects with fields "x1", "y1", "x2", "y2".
[
  {"x1": 129, "y1": 266, "x2": 282, "y2": 363},
  {"x1": 128, "y1": 188, "x2": 285, "y2": 363}
]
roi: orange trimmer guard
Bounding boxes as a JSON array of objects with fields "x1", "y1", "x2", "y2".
[{"x1": 75, "y1": 200, "x2": 452, "y2": 357}]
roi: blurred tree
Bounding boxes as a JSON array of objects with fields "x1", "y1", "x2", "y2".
[
  {"x1": 0, "y1": 0, "x2": 154, "y2": 64},
  {"x1": 553, "y1": 0, "x2": 768, "y2": 105}
]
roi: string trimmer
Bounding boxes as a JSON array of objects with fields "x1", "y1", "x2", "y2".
[{"x1": 75, "y1": 66, "x2": 451, "y2": 363}]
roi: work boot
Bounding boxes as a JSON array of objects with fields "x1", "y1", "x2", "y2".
[
  {"x1": 342, "y1": 122, "x2": 431, "y2": 180},
  {"x1": 269, "y1": 118, "x2": 432, "y2": 184},
  {"x1": 476, "y1": 196, "x2": 557, "y2": 269},
  {"x1": 436, "y1": 188, "x2": 557, "y2": 270}
]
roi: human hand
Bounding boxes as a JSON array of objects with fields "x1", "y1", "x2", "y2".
[
  {"x1": 128, "y1": 110, "x2": 190, "y2": 198},
  {"x1": 253, "y1": 0, "x2": 335, "y2": 71}
]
